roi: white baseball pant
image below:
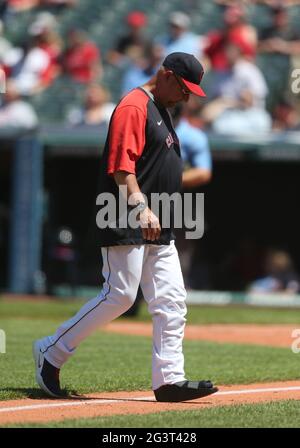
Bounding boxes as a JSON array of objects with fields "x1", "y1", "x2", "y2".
[{"x1": 39, "y1": 240, "x2": 187, "y2": 390}]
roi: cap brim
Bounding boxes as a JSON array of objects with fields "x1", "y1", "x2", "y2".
[{"x1": 181, "y1": 78, "x2": 206, "y2": 97}]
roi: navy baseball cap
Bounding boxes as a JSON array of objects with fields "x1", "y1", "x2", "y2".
[{"x1": 162, "y1": 52, "x2": 206, "y2": 97}]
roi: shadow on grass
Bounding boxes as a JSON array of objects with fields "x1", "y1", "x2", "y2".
[
  {"x1": 0, "y1": 389, "x2": 214, "y2": 405},
  {"x1": 0, "y1": 388, "x2": 74, "y2": 400},
  {"x1": 0, "y1": 388, "x2": 152, "y2": 402}
]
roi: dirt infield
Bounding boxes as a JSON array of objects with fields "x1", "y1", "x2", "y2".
[
  {"x1": 103, "y1": 322, "x2": 297, "y2": 348},
  {"x1": 1, "y1": 381, "x2": 300, "y2": 425}
]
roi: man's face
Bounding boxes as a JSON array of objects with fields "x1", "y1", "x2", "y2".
[
  {"x1": 68, "y1": 30, "x2": 85, "y2": 47},
  {"x1": 224, "y1": 5, "x2": 243, "y2": 27},
  {"x1": 85, "y1": 86, "x2": 106, "y2": 107},
  {"x1": 274, "y1": 11, "x2": 288, "y2": 28},
  {"x1": 159, "y1": 70, "x2": 191, "y2": 108},
  {"x1": 169, "y1": 23, "x2": 186, "y2": 39}
]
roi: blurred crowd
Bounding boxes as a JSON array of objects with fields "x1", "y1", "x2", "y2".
[
  {"x1": 1, "y1": 0, "x2": 299, "y2": 296},
  {"x1": 0, "y1": 0, "x2": 299, "y2": 132}
]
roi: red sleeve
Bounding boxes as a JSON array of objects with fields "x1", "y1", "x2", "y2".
[
  {"x1": 204, "y1": 31, "x2": 222, "y2": 56},
  {"x1": 40, "y1": 61, "x2": 56, "y2": 85},
  {"x1": 85, "y1": 43, "x2": 100, "y2": 63},
  {"x1": 107, "y1": 105, "x2": 146, "y2": 176}
]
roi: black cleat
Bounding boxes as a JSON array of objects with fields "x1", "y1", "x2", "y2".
[
  {"x1": 33, "y1": 340, "x2": 65, "y2": 398},
  {"x1": 154, "y1": 380, "x2": 218, "y2": 402}
]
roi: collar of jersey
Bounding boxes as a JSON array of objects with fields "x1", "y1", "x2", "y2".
[{"x1": 139, "y1": 87, "x2": 155, "y2": 102}]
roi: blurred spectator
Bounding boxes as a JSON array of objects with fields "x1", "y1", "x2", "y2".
[
  {"x1": 214, "y1": 0, "x2": 242, "y2": 4},
  {"x1": 174, "y1": 99, "x2": 212, "y2": 189},
  {"x1": 202, "y1": 42, "x2": 272, "y2": 134},
  {"x1": 62, "y1": 29, "x2": 102, "y2": 83},
  {"x1": 258, "y1": 6, "x2": 300, "y2": 110},
  {"x1": 28, "y1": 12, "x2": 62, "y2": 73},
  {"x1": 272, "y1": 99, "x2": 300, "y2": 131},
  {"x1": 258, "y1": 6, "x2": 300, "y2": 65},
  {"x1": 0, "y1": 1, "x2": 8, "y2": 17},
  {"x1": 39, "y1": 0, "x2": 77, "y2": 8},
  {"x1": 3, "y1": 36, "x2": 55, "y2": 95},
  {"x1": 252, "y1": 1, "x2": 300, "y2": 6},
  {"x1": 156, "y1": 11, "x2": 204, "y2": 59},
  {"x1": 216, "y1": 0, "x2": 300, "y2": 5},
  {"x1": 6, "y1": 0, "x2": 39, "y2": 11},
  {"x1": 107, "y1": 11, "x2": 151, "y2": 67},
  {"x1": 204, "y1": 4, "x2": 257, "y2": 71},
  {"x1": 121, "y1": 43, "x2": 164, "y2": 95},
  {"x1": 172, "y1": 101, "x2": 212, "y2": 288},
  {"x1": 0, "y1": 80, "x2": 38, "y2": 129},
  {"x1": 249, "y1": 249, "x2": 300, "y2": 293},
  {"x1": 5, "y1": 0, "x2": 76, "y2": 11},
  {"x1": 217, "y1": 237, "x2": 265, "y2": 291},
  {"x1": 67, "y1": 83, "x2": 115, "y2": 126},
  {"x1": 0, "y1": 19, "x2": 11, "y2": 62}
]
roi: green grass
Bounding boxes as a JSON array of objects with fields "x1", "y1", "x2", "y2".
[
  {"x1": 1, "y1": 297, "x2": 300, "y2": 401},
  {"x1": 150, "y1": 304, "x2": 300, "y2": 325},
  {"x1": 2, "y1": 400, "x2": 300, "y2": 428},
  {"x1": 1, "y1": 315, "x2": 300, "y2": 401},
  {"x1": 1, "y1": 297, "x2": 300, "y2": 324},
  {"x1": 1, "y1": 298, "x2": 300, "y2": 428},
  {"x1": 0, "y1": 298, "x2": 87, "y2": 320}
]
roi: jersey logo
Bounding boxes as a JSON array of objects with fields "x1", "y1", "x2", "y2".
[
  {"x1": 157, "y1": 120, "x2": 162, "y2": 126},
  {"x1": 166, "y1": 133, "x2": 175, "y2": 148}
]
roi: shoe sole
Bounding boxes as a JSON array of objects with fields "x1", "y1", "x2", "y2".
[
  {"x1": 155, "y1": 386, "x2": 219, "y2": 402},
  {"x1": 32, "y1": 340, "x2": 63, "y2": 399}
]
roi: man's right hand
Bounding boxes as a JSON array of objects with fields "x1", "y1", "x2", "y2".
[{"x1": 139, "y1": 207, "x2": 161, "y2": 241}]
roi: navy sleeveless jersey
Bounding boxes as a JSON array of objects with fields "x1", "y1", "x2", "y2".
[{"x1": 96, "y1": 88, "x2": 183, "y2": 247}]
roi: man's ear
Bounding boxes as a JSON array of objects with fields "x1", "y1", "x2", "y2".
[{"x1": 164, "y1": 69, "x2": 173, "y2": 80}]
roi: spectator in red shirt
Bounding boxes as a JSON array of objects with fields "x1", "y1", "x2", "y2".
[
  {"x1": 62, "y1": 29, "x2": 102, "y2": 83},
  {"x1": 7, "y1": 0, "x2": 76, "y2": 11},
  {"x1": 6, "y1": 0, "x2": 39, "y2": 11},
  {"x1": 28, "y1": 12, "x2": 62, "y2": 78},
  {"x1": 204, "y1": 4, "x2": 257, "y2": 72},
  {"x1": 3, "y1": 36, "x2": 55, "y2": 95}
]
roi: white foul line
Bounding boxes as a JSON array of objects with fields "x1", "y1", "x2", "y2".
[
  {"x1": 1, "y1": 386, "x2": 300, "y2": 414},
  {"x1": 0, "y1": 397, "x2": 154, "y2": 413},
  {"x1": 216, "y1": 386, "x2": 300, "y2": 396}
]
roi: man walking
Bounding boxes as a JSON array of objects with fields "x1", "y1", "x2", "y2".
[{"x1": 33, "y1": 52, "x2": 218, "y2": 402}]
